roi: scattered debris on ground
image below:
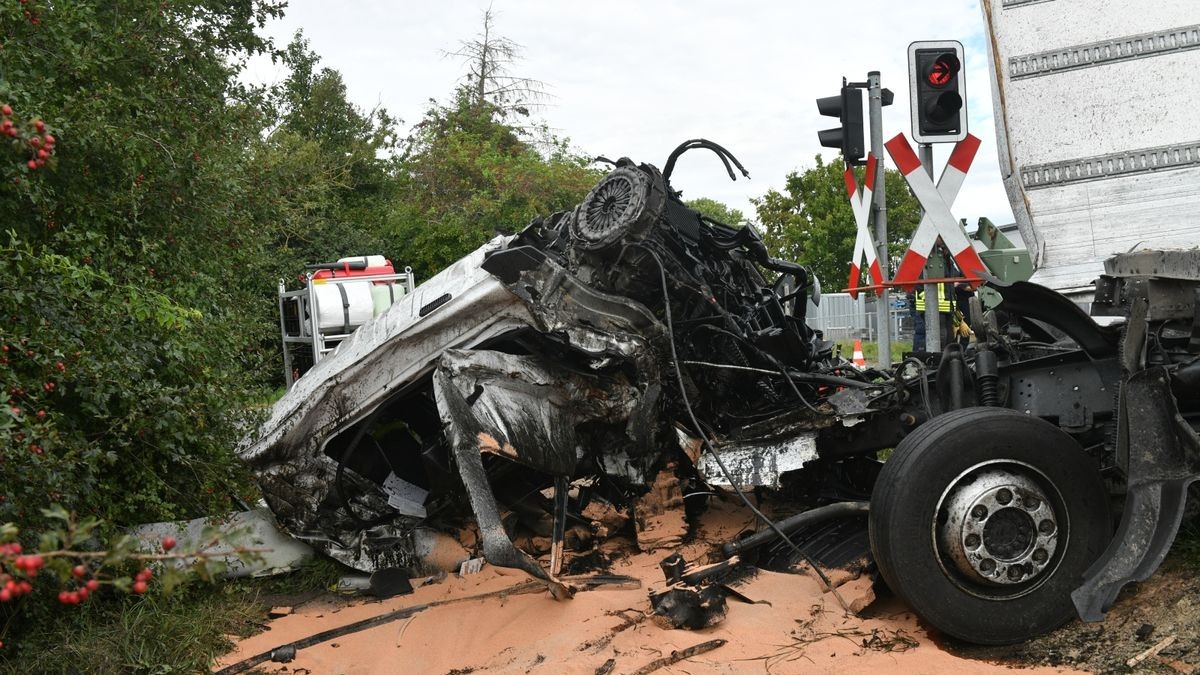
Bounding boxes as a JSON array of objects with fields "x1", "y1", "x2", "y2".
[{"x1": 217, "y1": 499, "x2": 1077, "y2": 674}]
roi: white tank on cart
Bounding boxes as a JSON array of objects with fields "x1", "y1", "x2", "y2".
[{"x1": 313, "y1": 281, "x2": 375, "y2": 333}]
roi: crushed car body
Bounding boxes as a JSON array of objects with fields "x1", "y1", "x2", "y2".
[{"x1": 242, "y1": 140, "x2": 875, "y2": 575}]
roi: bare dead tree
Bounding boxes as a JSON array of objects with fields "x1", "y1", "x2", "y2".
[{"x1": 443, "y1": 7, "x2": 548, "y2": 121}]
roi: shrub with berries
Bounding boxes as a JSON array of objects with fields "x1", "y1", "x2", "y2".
[{"x1": 0, "y1": 506, "x2": 264, "y2": 643}]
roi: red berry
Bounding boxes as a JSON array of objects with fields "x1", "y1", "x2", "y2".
[
  {"x1": 1, "y1": 104, "x2": 11, "y2": 116},
  {"x1": 136, "y1": 567, "x2": 152, "y2": 582},
  {"x1": 37, "y1": 149, "x2": 49, "y2": 160},
  {"x1": 29, "y1": 444, "x2": 42, "y2": 455},
  {"x1": 161, "y1": 536, "x2": 176, "y2": 552},
  {"x1": 35, "y1": 159, "x2": 45, "y2": 168},
  {"x1": 72, "y1": 565, "x2": 86, "y2": 578},
  {"x1": 58, "y1": 590, "x2": 70, "y2": 604},
  {"x1": 27, "y1": 160, "x2": 37, "y2": 171},
  {"x1": 0, "y1": 589, "x2": 11, "y2": 602},
  {"x1": 44, "y1": 134, "x2": 55, "y2": 145},
  {"x1": 10, "y1": 407, "x2": 20, "y2": 417},
  {"x1": 18, "y1": 581, "x2": 31, "y2": 594},
  {"x1": 56, "y1": 361, "x2": 65, "y2": 372},
  {"x1": 36, "y1": 410, "x2": 45, "y2": 419},
  {"x1": 77, "y1": 587, "x2": 89, "y2": 601},
  {"x1": 85, "y1": 579, "x2": 99, "y2": 592},
  {"x1": 29, "y1": 137, "x2": 40, "y2": 148},
  {"x1": 132, "y1": 580, "x2": 148, "y2": 594},
  {"x1": 10, "y1": 543, "x2": 21, "y2": 555},
  {"x1": 34, "y1": 120, "x2": 44, "y2": 133}
]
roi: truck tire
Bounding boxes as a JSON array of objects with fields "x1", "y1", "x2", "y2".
[{"x1": 869, "y1": 407, "x2": 1111, "y2": 644}]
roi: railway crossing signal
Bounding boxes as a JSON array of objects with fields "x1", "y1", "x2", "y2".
[
  {"x1": 908, "y1": 40, "x2": 967, "y2": 143},
  {"x1": 885, "y1": 133, "x2": 987, "y2": 289},
  {"x1": 817, "y1": 80, "x2": 865, "y2": 166},
  {"x1": 845, "y1": 154, "x2": 882, "y2": 299}
]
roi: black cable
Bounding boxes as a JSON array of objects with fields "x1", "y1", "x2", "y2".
[
  {"x1": 629, "y1": 243, "x2": 839, "y2": 596},
  {"x1": 662, "y1": 139, "x2": 751, "y2": 184},
  {"x1": 690, "y1": 324, "x2": 836, "y2": 416},
  {"x1": 901, "y1": 357, "x2": 934, "y2": 419}
]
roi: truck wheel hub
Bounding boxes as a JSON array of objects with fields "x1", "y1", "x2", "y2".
[{"x1": 939, "y1": 467, "x2": 1060, "y2": 587}]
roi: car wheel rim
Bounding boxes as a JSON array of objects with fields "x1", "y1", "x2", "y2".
[{"x1": 932, "y1": 459, "x2": 1068, "y2": 599}]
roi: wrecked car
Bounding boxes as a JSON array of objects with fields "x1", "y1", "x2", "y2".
[{"x1": 242, "y1": 140, "x2": 1200, "y2": 645}]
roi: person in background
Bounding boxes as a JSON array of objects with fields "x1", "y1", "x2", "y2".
[
  {"x1": 914, "y1": 282, "x2": 953, "y2": 349},
  {"x1": 910, "y1": 290, "x2": 924, "y2": 348},
  {"x1": 952, "y1": 280, "x2": 975, "y2": 347}
]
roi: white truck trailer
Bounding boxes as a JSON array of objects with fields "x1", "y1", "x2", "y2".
[{"x1": 983, "y1": 0, "x2": 1200, "y2": 298}]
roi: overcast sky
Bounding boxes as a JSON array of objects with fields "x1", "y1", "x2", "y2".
[{"x1": 244, "y1": 0, "x2": 1015, "y2": 228}]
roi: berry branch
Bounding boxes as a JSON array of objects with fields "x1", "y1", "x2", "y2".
[{"x1": 0, "y1": 505, "x2": 269, "y2": 624}]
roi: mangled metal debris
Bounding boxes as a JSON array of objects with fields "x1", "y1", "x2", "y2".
[
  {"x1": 649, "y1": 553, "x2": 741, "y2": 630},
  {"x1": 242, "y1": 138, "x2": 1200, "y2": 646},
  {"x1": 241, "y1": 141, "x2": 861, "y2": 581}
]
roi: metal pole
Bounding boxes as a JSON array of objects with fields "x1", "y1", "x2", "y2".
[
  {"x1": 278, "y1": 279, "x2": 295, "y2": 390},
  {"x1": 867, "y1": 71, "x2": 892, "y2": 368},
  {"x1": 919, "y1": 143, "x2": 941, "y2": 353}
]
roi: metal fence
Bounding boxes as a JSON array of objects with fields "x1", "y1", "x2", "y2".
[{"x1": 807, "y1": 292, "x2": 914, "y2": 343}]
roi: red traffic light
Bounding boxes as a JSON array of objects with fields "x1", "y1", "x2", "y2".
[
  {"x1": 926, "y1": 54, "x2": 960, "y2": 88},
  {"x1": 908, "y1": 40, "x2": 967, "y2": 143}
]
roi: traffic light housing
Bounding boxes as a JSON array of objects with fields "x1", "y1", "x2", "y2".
[
  {"x1": 816, "y1": 83, "x2": 865, "y2": 165},
  {"x1": 908, "y1": 40, "x2": 967, "y2": 143}
]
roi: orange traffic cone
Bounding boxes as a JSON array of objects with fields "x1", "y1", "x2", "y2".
[{"x1": 852, "y1": 339, "x2": 867, "y2": 368}]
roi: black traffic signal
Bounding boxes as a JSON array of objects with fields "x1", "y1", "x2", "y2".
[
  {"x1": 908, "y1": 40, "x2": 967, "y2": 143},
  {"x1": 816, "y1": 83, "x2": 864, "y2": 165}
]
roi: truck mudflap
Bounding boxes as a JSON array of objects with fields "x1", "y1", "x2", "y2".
[{"x1": 1072, "y1": 366, "x2": 1200, "y2": 621}]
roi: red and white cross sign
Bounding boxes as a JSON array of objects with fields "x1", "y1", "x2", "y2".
[
  {"x1": 845, "y1": 153, "x2": 882, "y2": 299},
  {"x1": 884, "y1": 133, "x2": 987, "y2": 290}
]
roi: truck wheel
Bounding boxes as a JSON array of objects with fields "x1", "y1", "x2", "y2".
[{"x1": 869, "y1": 407, "x2": 1111, "y2": 644}]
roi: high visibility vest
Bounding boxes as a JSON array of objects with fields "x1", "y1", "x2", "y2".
[{"x1": 914, "y1": 285, "x2": 951, "y2": 313}]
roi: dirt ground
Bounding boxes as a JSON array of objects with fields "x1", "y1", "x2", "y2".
[
  {"x1": 955, "y1": 560, "x2": 1200, "y2": 674},
  {"x1": 215, "y1": 497, "x2": 1119, "y2": 675}
]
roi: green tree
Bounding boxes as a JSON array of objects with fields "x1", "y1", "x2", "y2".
[
  {"x1": 388, "y1": 92, "x2": 600, "y2": 280},
  {"x1": 0, "y1": 0, "x2": 289, "y2": 536},
  {"x1": 752, "y1": 155, "x2": 920, "y2": 291},
  {"x1": 686, "y1": 197, "x2": 748, "y2": 227},
  {"x1": 260, "y1": 33, "x2": 401, "y2": 268}
]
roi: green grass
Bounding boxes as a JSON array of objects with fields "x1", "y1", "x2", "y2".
[
  {"x1": 251, "y1": 555, "x2": 344, "y2": 596},
  {"x1": 3, "y1": 584, "x2": 263, "y2": 674},
  {"x1": 0, "y1": 557, "x2": 344, "y2": 674},
  {"x1": 835, "y1": 339, "x2": 913, "y2": 366}
]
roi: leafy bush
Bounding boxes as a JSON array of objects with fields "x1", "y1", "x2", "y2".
[{"x1": 0, "y1": 243, "x2": 260, "y2": 529}]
